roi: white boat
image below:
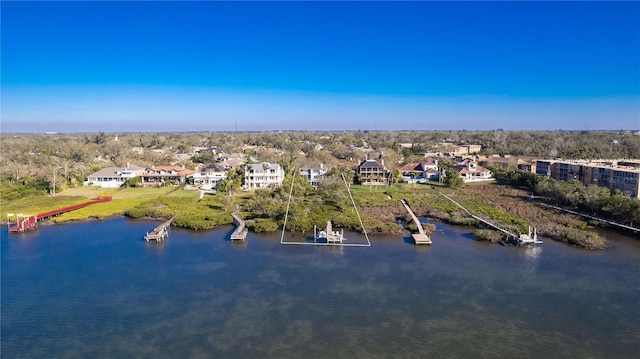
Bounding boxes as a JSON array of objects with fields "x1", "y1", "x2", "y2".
[
  {"x1": 315, "y1": 220, "x2": 345, "y2": 244},
  {"x1": 516, "y1": 226, "x2": 543, "y2": 245}
]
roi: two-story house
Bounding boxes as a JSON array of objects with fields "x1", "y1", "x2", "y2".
[
  {"x1": 399, "y1": 160, "x2": 440, "y2": 183},
  {"x1": 299, "y1": 162, "x2": 328, "y2": 188},
  {"x1": 190, "y1": 164, "x2": 228, "y2": 190},
  {"x1": 455, "y1": 158, "x2": 492, "y2": 183},
  {"x1": 141, "y1": 166, "x2": 195, "y2": 186}
]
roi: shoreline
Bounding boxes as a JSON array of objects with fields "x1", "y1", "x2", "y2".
[
  {"x1": 3, "y1": 183, "x2": 633, "y2": 250},
  {"x1": 4, "y1": 206, "x2": 623, "y2": 251}
]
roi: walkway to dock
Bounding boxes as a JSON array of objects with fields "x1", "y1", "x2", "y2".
[
  {"x1": 230, "y1": 204, "x2": 248, "y2": 240},
  {"x1": 437, "y1": 191, "x2": 518, "y2": 238},
  {"x1": 8, "y1": 196, "x2": 112, "y2": 233},
  {"x1": 401, "y1": 199, "x2": 432, "y2": 244}
]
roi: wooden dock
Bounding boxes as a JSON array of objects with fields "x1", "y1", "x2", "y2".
[
  {"x1": 401, "y1": 199, "x2": 432, "y2": 244},
  {"x1": 230, "y1": 205, "x2": 247, "y2": 240},
  {"x1": 8, "y1": 196, "x2": 112, "y2": 233},
  {"x1": 144, "y1": 216, "x2": 176, "y2": 242}
]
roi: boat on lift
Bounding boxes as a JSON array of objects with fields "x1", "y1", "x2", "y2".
[
  {"x1": 516, "y1": 226, "x2": 543, "y2": 245},
  {"x1": 314, "y1": 220, "x2": 345, "y2": 243}
]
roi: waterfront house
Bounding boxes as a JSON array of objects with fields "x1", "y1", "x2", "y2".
[
  {"x1": 244, "y1": 162, "x2": 285, "y2": 190},
  {"x1": 190, "y1": 164, "x2": 228, "y2": 190},
  {"x1": 299, "y1": 162, "x2": 329, "y2": 188},
  {"x1": 141, "y1": 166, "x2": 195, "y2": 186},
  {"x1": 357, "y1": 159, "x2": 388, "y2": 185},
  {"x1": 85, "y1": 164, "x2": 145, "y2": 188}
]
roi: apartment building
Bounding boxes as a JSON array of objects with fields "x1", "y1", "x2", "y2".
[{"x1": 535, "y1": 159, "x2": 640, "y2": 198}]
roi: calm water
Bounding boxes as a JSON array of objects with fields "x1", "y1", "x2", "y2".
[{"x1": 2, "y1": 218, "x2": 639, "y2": 358}]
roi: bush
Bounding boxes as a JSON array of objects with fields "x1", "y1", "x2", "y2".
[{"x1": 246, "y1": 219, "x2": 279, "y2": 232}]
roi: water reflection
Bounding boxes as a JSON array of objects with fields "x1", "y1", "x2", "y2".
[{"x1": 521, "y1": 245, "x2": 542, "y2": 276}]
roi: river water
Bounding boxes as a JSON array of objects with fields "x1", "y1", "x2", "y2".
[{"x1": 2, "y1": 218, "x2": 638, "y2": 358}]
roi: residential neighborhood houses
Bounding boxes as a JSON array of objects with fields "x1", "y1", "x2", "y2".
[{"x1": 78, "y1": 136, "x2": 638, "y2": 199}]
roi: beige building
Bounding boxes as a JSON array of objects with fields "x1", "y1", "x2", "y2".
[{"x1": 535, "y1": 159, "x2": 640, "y2": 198}]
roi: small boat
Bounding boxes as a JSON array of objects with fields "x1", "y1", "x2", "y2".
[
  {"x1": 314, "y1": 220, "x2": 345, "y2": 244},
  {"x1": 515, "y1": 226, "x2": 543, "y2": 245}
]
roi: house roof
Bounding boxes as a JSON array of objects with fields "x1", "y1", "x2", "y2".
[
  {"x1": 148, "y1": 165, "x2": 180, "y2": 172},
  {"x1": 300, "y1": 161, "x2": 326, "y2": 171},
  {"x1": 399, "y1": 163, "x2": 421, "y2": 171},
  {"x1": 247, "y1": 162, "x2": 282, "y2": 171},
  {"x1": 218, "y1": 159, "x2": 245, "y2": 168},
  {"x1": 203, "y1": 164, "x2": 227, "y2": 173},
  {"x1": 359, "y1": 159, "x2": 385, "y2": 169},
  {"x1": 88, "y1": 165, "x2": 144, "y2": 178},
  {"x1": 145, "y1": 166, "x2": 194, "y2": 176},
  {"x1": 458, "y1": 165, "x2": 490, "y2": 174}
]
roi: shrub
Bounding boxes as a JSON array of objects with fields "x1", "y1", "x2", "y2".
[{"x1": 246, "y1": 219, "x2": 279, "y2": 232}]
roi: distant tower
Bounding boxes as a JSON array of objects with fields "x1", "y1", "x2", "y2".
[{"x1": 114, "y1": 135, "x2": 118, "y2": 141}]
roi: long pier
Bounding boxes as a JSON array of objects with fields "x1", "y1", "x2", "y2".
[
  {"x1": 438, "y1": 192, "x2": 520, "y2": 238},
  {"x1": 8, "y1": 196, "x2": 112, "y2": 233},
  {"x1": 230, "y1": 205, "x2": 247, "y2": 240},
  {"x1": 401, "y1": 199, "x2": 432, "y2": 244}
]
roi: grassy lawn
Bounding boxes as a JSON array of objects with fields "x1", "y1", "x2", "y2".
[
  {"x1": 2, "y1": 186, "x2": 184, "y2": 223},
  {"x1": 2, "y1": 196, "x2": 90, "y2": 220},
  {"x1": 53, "y1": 187, "x2": 182, "y2": 222}
]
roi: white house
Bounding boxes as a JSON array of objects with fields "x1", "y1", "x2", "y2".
[
  {"x1": 244, "y1": 162, "x2": 285, "y2": 190},
  {"x1": 299, "y1": 162, "x2": 328, "y2": 188},
  {"x1": 85, "y1": 164, "x2": 145, "y2": 188},
  {"x1": 399, "y1": 160, "x2": 439, "y2": 183},
  {"x1": 190, "y1": 164, "x2": 228, "y2": 190},
  {"x1": 456, "y1": 158, "x2": 493, "y2": 183}
]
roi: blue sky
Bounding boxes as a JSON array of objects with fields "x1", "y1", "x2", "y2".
[{"x1": 1, "y1": 1, "x2": 638, "y2": 132}]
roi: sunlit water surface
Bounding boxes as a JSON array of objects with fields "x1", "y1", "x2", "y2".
[{"x1": 2, "y1": 218, "x2": 638, "y2": 358}]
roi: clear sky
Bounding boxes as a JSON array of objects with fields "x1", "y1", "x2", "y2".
[{"x1": 1, "y1": 1, "x2": 639, "y2": 132}]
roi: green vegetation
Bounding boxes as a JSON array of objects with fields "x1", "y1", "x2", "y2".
[
  {"x1": 172, "y1": 196, "x2": 233, "y2": 230},
  {"x1": 124, "y1": 189, "x2": 233, "y2": 230},
  {"x1": 443, "y1": 168, "x2": 464, "y2": 188},
  {"x1": 0, "y1": 174, "x2": 50, "y2": 202},
  {"x1": 2, "y1": 195, "x2": 90, "y2": 219},
  {"x1": 42, "y1": 187, "x2": 175, "y2": 223}
]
